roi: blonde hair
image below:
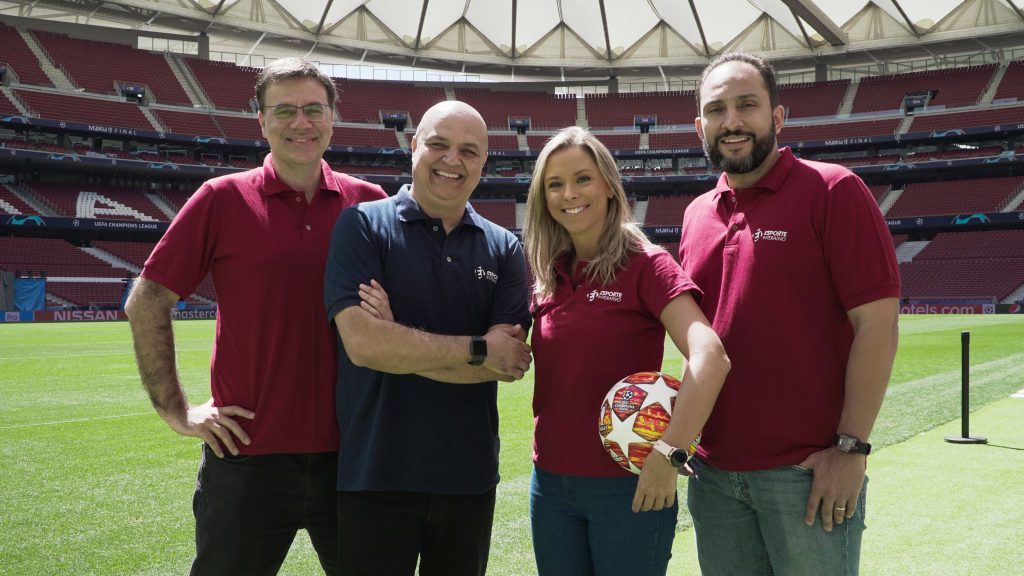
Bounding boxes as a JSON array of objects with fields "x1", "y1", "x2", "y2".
[{"x1": 524, "y1": 126, "x2": 654, "y2": 299}]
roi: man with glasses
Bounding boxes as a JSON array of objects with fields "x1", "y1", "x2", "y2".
[{"x1": 125, "y1": 57, "x2": 386, "y2": 575}]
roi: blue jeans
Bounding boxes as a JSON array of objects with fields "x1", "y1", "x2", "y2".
[
  {"x1": 530, "y1": 466, "x2": 677, "y2": 576},
  {"x1": 687, "y1": 457, "x2": 867, "y2": 576}
]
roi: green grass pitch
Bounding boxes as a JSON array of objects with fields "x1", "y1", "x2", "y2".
[{"x1": 1, "y1": 315, "x2": 1022, "y2": 575}]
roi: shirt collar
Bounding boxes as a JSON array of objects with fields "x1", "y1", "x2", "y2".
[
  {"x1": 393, "y1": 184, "x2": 485, "y2": 231},
  {"x1": 711, "y1": 146, "x2": 796, "y2": 200},
  {"x1": 552, "y1": 254, "x2": 585, "y2": 285},
  {"x1": 259, "y1": 153, "x2": 342, "y2": 198}
]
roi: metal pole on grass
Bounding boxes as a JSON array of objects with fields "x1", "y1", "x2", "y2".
[{"x1": 945, "y1": 331, "x2": 987, "y2": 444}]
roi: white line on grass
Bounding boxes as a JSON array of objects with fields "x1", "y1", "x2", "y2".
[
  {"x1": 885, "y1": 353, "x2": 1024, "y2": 399},
  {"x1": 0, "y1": 412, "x2": 152, "y2": 430},
  {"x1": 0, "y1": 347, "x2": 210, "y2": 361}
]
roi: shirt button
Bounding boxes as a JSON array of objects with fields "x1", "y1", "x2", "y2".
[
  {"x1": 305, "y1": 225, "x2": 312, "y2": 231},
  {"x1": 433, "y1": 225, "x2": 439, "y2": 232},
  {"x1": 446, "y1": 256, "x2": 452, "y2": 263},
  {"x1": 731, "y1": 196, "x2": 737, "y2": 203},
  {"x1": 295, "y1": 196, "x2": 301, "y2": 202},
  {"x1": 731, "y1": 225, "x2": 739, "y2": 231}
]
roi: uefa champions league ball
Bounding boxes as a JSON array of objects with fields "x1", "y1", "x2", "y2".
[{"x1": 598, "y1": 371, "x2": 699, "y2": 474}]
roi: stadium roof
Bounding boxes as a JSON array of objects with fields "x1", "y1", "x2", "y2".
[{"x1": 3, "y1": 0, "x2": 1023, "y2": 80}]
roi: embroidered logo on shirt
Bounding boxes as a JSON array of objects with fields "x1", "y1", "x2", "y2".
[
  {"x1": 475, "y1": 266, "x2": 499, "y2": 284},
  {"x1": 753, "y1": 228, "x2": 788, "y2": 242},
  {"x1": 587, "y1": 290, "x2": 623, "y2": 303}
]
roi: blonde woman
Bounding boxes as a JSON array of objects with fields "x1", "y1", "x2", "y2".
[{"x1": 523, "y1": 126, "x2": 729, "y2": 576}]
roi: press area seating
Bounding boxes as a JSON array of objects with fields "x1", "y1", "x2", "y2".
[
  {"x1": 584, "y1": 91, "x2": 697, "y2": 128},
  {"x1": 334, "y1": 78, "x2": 446, "y2": 125},
  {"x1": 454, "y1": 88, "x2": 576, "y2": 129}
]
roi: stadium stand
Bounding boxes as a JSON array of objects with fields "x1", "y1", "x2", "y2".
[
  {"x1": 332, "y1": 163, "x2": 403, "y2": 175},
  {"x1": 0, "y1": 23, "x2": 54, "y2": 87},
  {"x1": 0, "y1": 236, "x2": 126, "y2": 276},
  {"x1": 152, "y1": 108, "x2": 224, "y2": 137},
  {"x1": 908, "y1": 106, "x2": 1024, "y2": 132},
  {"x1": 993, "y1": 60, "x2": 1024, "y2": 102},
  {"x1": 0, "y1": 91, "x2": 21, "y2": 115},
  {"x1": 454, "y1": 88, "x2": 576, "y2": 129},
  {"x1": 911, "y1": 146, "x2": 1005, "y2": 161},
  {"x1": 0, "y1": 185, "x2": 35, "y2": 214},
  {"x1": 101, "y1": 146, "x2": 131, "y2": 159},
  {"x1": 333, "y1": 78, "x2": 446, "y2": 125},
  {"x1": 583, "y1": 91, "x2": 697, "y2": 128},
  {"x1": 594, "y1": 132, "x2": 641, "y2": 150},
  {"x1": 4, "y1": 36, "x2": 1024, "y2": 307},
  {"x1": 0, "y1": 137, "x2": 51, "y2": 153},
  {"x1": 648, "y1": 131, "x2": 702, "y2": 148},
  {"x1": 868, "y1": 184, "x2": 891, "y2": 203},
  {"x1": 91, "y1": 240, "x2": 154, "y2": 267},
  {"x1": 819, "y1": 155, "x2": 901, "y2": 168},
  {"x1": 644, "y1": 194, "x2": 696, "y2": 226},
  {"x1": 45, "y1": 282, "x2": 126, "y2": 308},
  {"x1": 660, "y1": 242, "x2": 680, "y2": 261},
  {"x1": 228, "y1": 156, "x2": 256, "y2": 169},
  {"x1": 210, "y1": 114, "x2": 264, "y2": 140},
  {"x1": 31, "y1": 30, "x2": 191, "y2": 106},
  {"x1": 183, "y1": 58, "x2": 259, "y2": 111},
  {"x1": 487, "y1": 133, "x2": 520, "y2": 151},
  {"x1": 915, "y1": 230, "x2": 1024, "y2": 261},
  {"x1": 779, "y1": 80, "x2": 850, "y2": 118},
  {"x1": 899, "y1": 258, "x2": 1024, "y2": 301},
  {"x1": 469, "y1": 198, "x2": 516, "y2": 229},
  {"x1": 851, "y1": 65, "x2": 996, "y2": 112},
  {"x1": 21, "y1": 182, "x2": 165, "y2": 220},
  {"x1": 886, "y1": 176, "x2": 1024, "y2": 217},
  {"x1": 779, "y1": 118, "x2": 901, "y2": 142},
  {"x1": 526, "y1": 135, "x2": 554, "y2": 151},
  {"x1": 331, "y1": 126, "x2": 402, "y2": 148},
  {"x1": 14, "y1": 88, "x2": 153, "y2": 129}
]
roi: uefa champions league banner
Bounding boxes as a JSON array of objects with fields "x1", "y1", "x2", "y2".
[
  {"x1": 1, "y1": 214, "x2": 169, "y2": 236},
  {"x1": 0, "y1": 115, "x2": 408, "y2": 157},
  {"x1": 885, "y1": 211, "x2": 1024, "y2": 233},
  {"x1": 4, "y1": 111, "x2": 1022, "y2": 161}
]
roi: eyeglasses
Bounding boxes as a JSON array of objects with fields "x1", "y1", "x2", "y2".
[{"x1": 264, "y1": 103, "x2": 330, "y2": 122}]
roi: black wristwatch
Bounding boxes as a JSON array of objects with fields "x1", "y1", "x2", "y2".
[
  {"x1": 652, "y1": 440, "x2": 689, "y2": 468},
  {"x1": 834, "y1": 433, "x2": 871, "y2": 455},
  {"x1": 468, "y1": 336, "x2": 487, "y2": 366}
]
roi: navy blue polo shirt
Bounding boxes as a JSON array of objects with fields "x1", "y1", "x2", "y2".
[{"x1": 324, "y1": 185, "x2": 531, "y2": 494}]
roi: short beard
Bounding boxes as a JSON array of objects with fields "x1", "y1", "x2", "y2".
[{"x1": 703, "y1": 129, "x2": 776, "y2": 174}]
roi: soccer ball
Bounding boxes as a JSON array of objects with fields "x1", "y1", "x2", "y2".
[{"x1": 598, "y1": 371, "x2": 699, "y2": 474}]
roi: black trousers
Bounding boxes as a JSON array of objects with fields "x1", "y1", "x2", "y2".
[
  {"x1": 190, "y1": 445, "x2": 339, "y2": 576},
  {"x1": 337, "y1": 488, "x2": 496, "y2": 576}
]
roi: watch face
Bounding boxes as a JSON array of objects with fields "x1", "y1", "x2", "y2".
[
  {"x1": 838, "y1": 436, "x2": 855, "y2": 451},
  {"x1": 669, "y1": 450, "x2": 688, "y2": 468}
]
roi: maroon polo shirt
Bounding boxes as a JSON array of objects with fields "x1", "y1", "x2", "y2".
[
  {"x1": 678, "y1": 147, "x2": 899, "y2": 471},
  {"x1": 531, "y1": 248, "x2": 699, "y2": 476},
  {"x1": 142, "y1": 154, "x2": 386, "y2": 455}
]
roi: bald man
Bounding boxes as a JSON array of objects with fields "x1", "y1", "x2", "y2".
[{"x1": 324, "y1": 101, "x2": 533, "y2": 576}]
